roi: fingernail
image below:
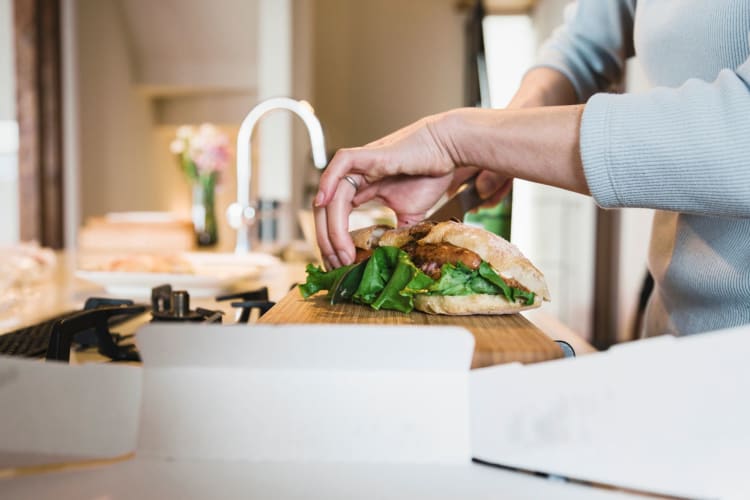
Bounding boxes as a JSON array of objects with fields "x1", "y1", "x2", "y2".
[
  {"x1": 314, "y1": 191, "x2": 324, "y2": 207},
  {"x1": 328, "y1": 254, "x2": 342, "y2": 269},
  {"x1": 322, "y1": 257, "x2": 331, "y2": 271},
  {"x1": 338, "y1": 251, "x2": 352, "y2": 266}
]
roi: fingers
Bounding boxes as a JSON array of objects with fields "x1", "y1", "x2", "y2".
[
  {"x1": 326, "y1": 179, "x2": 358, "y2": 266},
  {"x1": 352, "y1": 182, "x2": 379, "y2": 207},
  {"x1": 396, "y1": 212, "x2": 427, "y2": 226},
  {"x1": 314, "y1": 206, "x2": 338, "y2": 270},
  {"x1": 317, "y1": 120, "x2": 451, "y2": 208},
  {"x1": 475, "y1": 171, "x2": 509, "y2": 200},
  {"x1": 314, "y1": 175, "x2": 360, "y2": 269},
  {"x1": 315, "y1": 148, "x2": 378, "y2": 208},
  {"x1": 313, "y1": 115, "x2": 459, "y2": 268},
  {"x1": 479, "y1": 178, "x2": 513, "y2": 209}
]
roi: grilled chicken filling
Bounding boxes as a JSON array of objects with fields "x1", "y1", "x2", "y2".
[
  {"x1": 352, "y1": 222, "x2": 533, "y2": 295},
  {"x1": 354, "y1": 248, "x2": 373, "y2": 264},
  {"x1": 403, "y1": 242, "x2": 482, "y2": 279}
]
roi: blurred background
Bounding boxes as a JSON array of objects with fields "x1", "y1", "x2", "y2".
[{"x1": 0, "y1": 0, "x2": 652, "y2": 348}]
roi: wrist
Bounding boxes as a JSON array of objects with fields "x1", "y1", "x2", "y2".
[
  {"x1": 433, "y1": 108, "x2": 482, "y2": 167},
  {"x1": 436, "y1": 104, "x2": 587, "y2": 195},
  {"x1": 437, "y1": 107, "x2": 514, "y2": 169}
]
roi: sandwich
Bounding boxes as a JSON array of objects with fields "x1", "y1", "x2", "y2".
[{"x1": 299, "y1": 220, "x2": 550, "y2": 315}]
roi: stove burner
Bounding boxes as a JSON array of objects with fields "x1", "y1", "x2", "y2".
[
  {"x1": 150, "y1": 285, "x2": 224, "y2": 323},
  {"x1": 216, "y1": 287, "x2": 275, "y2": 323},
  {"x1": 48, "y1": 303, "x2": 146, "y2": 362},
  {"x1": 1, "y1": 283, "x2": 276, "y2": 363}
]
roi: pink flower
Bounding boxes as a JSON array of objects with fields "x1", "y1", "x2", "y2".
[
  {"x1": 172, "y1": 123, "x2": 233, "y2": 182},
  {"x1": 189, "y1": 124, "x2": 232, "y2": 174}
]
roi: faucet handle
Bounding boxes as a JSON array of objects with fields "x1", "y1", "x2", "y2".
[{"x1": 226, "y1": 202, "x2": 257, "y2": 230}]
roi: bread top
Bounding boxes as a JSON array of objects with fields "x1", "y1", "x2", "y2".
[
  {"x1": 420, "y1": 221, "x2": 550, "y2": 301},
  {"x1": 377, "y1": 221, "x2": 436, "y2": 248},
  {"x1": 350, "y1": 224, "x2": 391, "y2": 250},
  {"x1": 350, "y1": 221, "x2": 550, "y2": 301}
]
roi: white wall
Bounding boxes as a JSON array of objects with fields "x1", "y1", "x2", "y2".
[
  {"x1": 290, "y1": 0, "x2": 315, "y2": 237},
  {"x1": 76, "y1": 0, "x2": 157, "y2": 218},
  {"x1": 0, "y1": 0, "x2": 13, "y2": 121},
  {"x1": 313, "y1": 0, "x2": 466, "y2": 149},
  {"x1": 118, "y1": 0, "x2": 259, "y2": 93},
  {"x1": 75, "y1": 0, "x2": 255, "y2": 251},
  {"x1": 0, "y1": 0, "x2": 19, "y2": 244}
]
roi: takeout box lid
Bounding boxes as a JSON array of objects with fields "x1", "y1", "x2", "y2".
[{"x1": 0, "y1": 325, "x2": 474, "y2": 466}]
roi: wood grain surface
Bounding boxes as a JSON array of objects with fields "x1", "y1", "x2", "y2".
[{"x1": 259, "y1": 290, "x2": 563, "y2": 368}]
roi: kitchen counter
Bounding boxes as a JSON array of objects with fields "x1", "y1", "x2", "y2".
[{"x1": 1, "y1": 250, "x2": 595, "y2": 359}]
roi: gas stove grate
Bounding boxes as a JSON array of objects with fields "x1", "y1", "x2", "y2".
[
  {"x1": 0, "y1": 301, "x2": 145, "y2": 361},
  {"x1": 0, "y1": 285, "x2": 276, "y2": 363}
]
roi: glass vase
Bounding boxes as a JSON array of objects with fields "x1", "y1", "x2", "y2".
[{"x1": 191, "y1": 175, "x2": 218, "y2": 247}]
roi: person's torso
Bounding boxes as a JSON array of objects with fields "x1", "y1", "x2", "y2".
[
  {"x1": 633, "y1": 0, "x2": 750, "y2": 336},
  {"x1": 634, "y1": 0, "x2": 750, "y2": 87}
]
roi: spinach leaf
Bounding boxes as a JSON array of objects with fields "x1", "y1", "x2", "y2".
[
  {"x1": 371, "y1": 250, "x2": 433, "y2": 313},
  {"x1": 298, "y1": 246, "x2": 536, "y2": 311},
  {"x1": 298, "y1": 263, "x2": 352, "y2": 298},
  {"x1": 478, "y1": 262, "x2": 536, "y2": 305},
  {"x1": 354, "y1": 246, "x2": 401, "y2": 304}
]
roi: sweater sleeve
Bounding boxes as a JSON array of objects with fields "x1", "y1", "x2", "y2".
[
  {"x1": 533, "y1": 0, "x2": 637, "y2": 101},
  {"x1": 581, "y1": 55, "x2": 750, "y2": 217}
]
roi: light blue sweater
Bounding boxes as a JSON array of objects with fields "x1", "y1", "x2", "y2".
[{"x1": 535, "y1": 0, "x2": 750, "y2": 336}]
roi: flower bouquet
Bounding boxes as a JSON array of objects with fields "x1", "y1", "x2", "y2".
[{"x1": 170, "y1": 124, "x2": 232, "y2": 246}]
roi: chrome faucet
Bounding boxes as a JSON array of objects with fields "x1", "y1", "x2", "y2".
[{"x1": 227, "y1": 97, "x2": 328, "y2": 253}]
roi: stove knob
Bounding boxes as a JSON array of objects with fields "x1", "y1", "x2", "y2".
[{"x1": 171, "y1": 290, "x2": 191, "y2": 318}]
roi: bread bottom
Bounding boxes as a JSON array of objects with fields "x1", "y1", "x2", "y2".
[{"x1": 414, "y1": 294, "x2": 541, "y2": 315}]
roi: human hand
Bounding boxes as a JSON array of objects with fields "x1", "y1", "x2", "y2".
[{"x1": 314, "y1": 115, "x2": 458, "y2": 269}]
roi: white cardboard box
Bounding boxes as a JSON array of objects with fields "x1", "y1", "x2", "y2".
[{"x1": 4, "y1": 323, "x2": 750, "y2": 498}]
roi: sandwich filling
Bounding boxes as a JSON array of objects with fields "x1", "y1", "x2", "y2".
[{"x1": 299, "y1": 245, "x2": 535, "y2": 314}]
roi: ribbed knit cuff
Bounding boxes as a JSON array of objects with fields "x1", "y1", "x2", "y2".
[{"x1": 580, "y1": 93, "x2": 619, "y2": 208}]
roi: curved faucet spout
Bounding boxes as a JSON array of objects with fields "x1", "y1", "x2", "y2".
[{"x1": 228, "y1": 97, "x2": 328, "y2": 253}]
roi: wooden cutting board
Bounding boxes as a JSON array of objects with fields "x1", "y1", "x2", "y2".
[{"x1": 259, "y1": 290, "x2": 563, "y2": 368}]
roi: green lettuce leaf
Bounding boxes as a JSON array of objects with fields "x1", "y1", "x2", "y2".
[
  {"x1": 353, "y1": 246, "x2": 402, "y2": 304},
  {"x1": 298, "y1": 246, "x2": 536, "y2": 311},
  {"x1": 426, "y1": 261, "x2": 535, "y2": 306},
  {"x1": 371, "y1": 250, "x2": 434, "y2": 313},
  {"x1": 298, "y1": 263, "x2": 353, "y2": 298},
  {"x1": 478, "y1": 261, "x2": 535, "y2": 305},
  {"x1": 427, "y1": 262, "x2": 477, "y2": 296}
]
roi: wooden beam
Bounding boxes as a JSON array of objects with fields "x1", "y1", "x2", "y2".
[
  {"x1": 592, "y1": 208, "x2": 621, "y2": 350},
  {"x1": 14, "y1": 0, "x2": 64, "y2": 248},
  {"x1": 38, "y1": 0, "x2": 63, "y2": 248},
  {"x1": 14, "y1": 0, "x2": 42, "y2": 242}
]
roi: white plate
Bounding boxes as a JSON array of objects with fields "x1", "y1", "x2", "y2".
[{"x1": 75, "y1": 252, "x2": 281, "y2": 298}]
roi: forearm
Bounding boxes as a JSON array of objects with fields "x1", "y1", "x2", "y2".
[
  {"x1": 446, "y1": 67, "x2": 581, "y2": 197},
  {"x1": 436, "y1": 104, "x2": 589, "y2": 195}
]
